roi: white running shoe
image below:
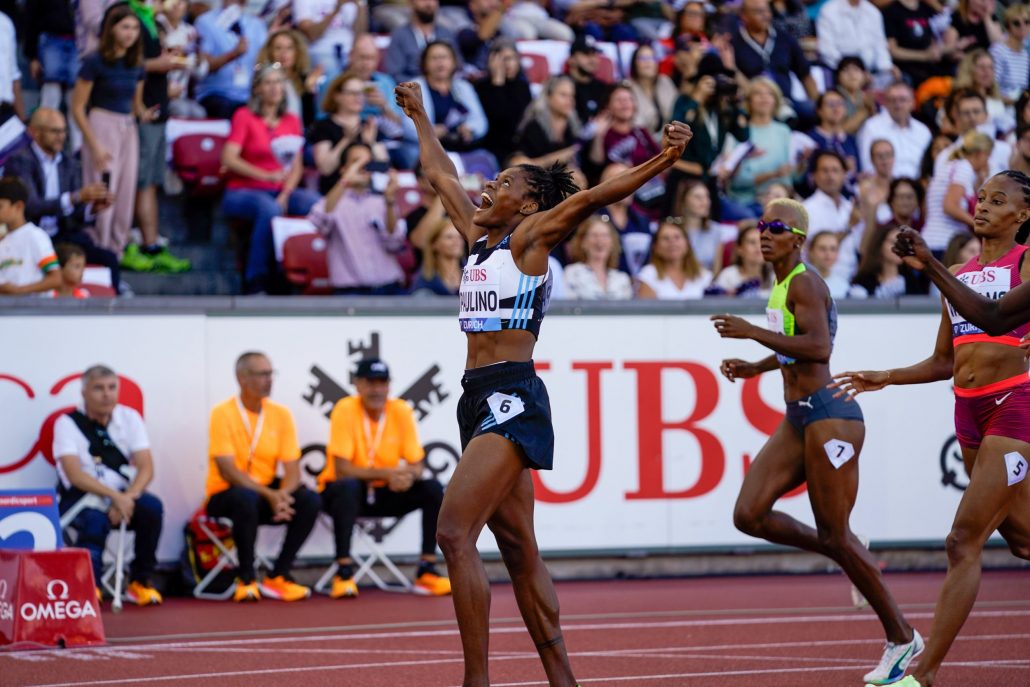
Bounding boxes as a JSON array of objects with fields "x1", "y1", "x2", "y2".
[{"x1": 863, "y1": 630, "x2": 924, "y2": 685}]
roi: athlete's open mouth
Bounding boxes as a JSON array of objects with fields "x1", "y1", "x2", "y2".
[{"x1": 480, "y1": 192, "x2": 494, "y2": 208}]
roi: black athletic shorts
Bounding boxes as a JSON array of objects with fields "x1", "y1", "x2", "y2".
[
  {"x1": 785, "y1": 386, "x2": 864, "y2": 433},
  {"x1": 457, "y1": 360, "x2": 554, "y2": 470}
]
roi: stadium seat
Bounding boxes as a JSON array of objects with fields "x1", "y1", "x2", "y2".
[
  {"x1": 595, "y1": 53, "x2": 617, "y2": 84},
  {"x1": 314, "y1": 515, "x2": 414, "y2": 595},
  {"x1": 520, "y1": 53, "x2": 551, "y2": 84},
  {"x1": 171, "y1": 132, "x2": 228, "y2": 197},
  {"x1": 282, "y1": 233, "x2": 331, "y2": 295},
  {"x1": 80, "y1": 283, "x2": 117, "y2": 297},
  {"x1": 395, "y1": 187, "x2": 424, "y2": 220}
]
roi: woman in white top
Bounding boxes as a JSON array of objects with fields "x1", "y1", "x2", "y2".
[
  {"x1": 922, "y1": 131, "x2": 993, "y2": 253},
  {"x1": 563, "y1": 217, "x2": 633, "y2": 300},
  {"x1": 627, "y1": 44, "x2": 678, "y2": 136},
  {"x1": 990, "y1": 4, "x2": 1030, "y2": 105},
  {"x1": 636, "y1": 221, "x2": 711, "y2": 299},
  {"x1": 713, "y1": 223, "x2": 773, "y2": 297},
  {"x1": 954, "y1": 49, "x2": 1013, "y2": 133},
  {"x1": 678, "y1": 179, "x2": 735, "y2": 273},
  {"x1": 807, "y1": 230, "x2": 851, "y2": 298}
]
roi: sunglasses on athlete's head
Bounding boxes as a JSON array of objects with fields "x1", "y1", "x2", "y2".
[{"x1": 757, "y1": 219, "x2": 807, "y2": 237}]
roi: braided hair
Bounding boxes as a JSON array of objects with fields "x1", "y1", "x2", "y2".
[
  {"x1": 515, "y1": 161, "x2": 580, "y2": 212},
  {"x1": 993, "y1": 170, "x2": 1030, "y2": 244}
]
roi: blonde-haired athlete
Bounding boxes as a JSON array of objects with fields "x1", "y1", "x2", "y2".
[{"x1": 712, "y1": 199, "x2": 921, "y2": 685}]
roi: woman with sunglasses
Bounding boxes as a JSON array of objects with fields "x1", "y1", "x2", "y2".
[
  {"x1": 868, "y1": 172, "x2": 1030, "y2": 687},
  {"x1": 711, "y1": 198, "x2": 922, "y2": 687}
]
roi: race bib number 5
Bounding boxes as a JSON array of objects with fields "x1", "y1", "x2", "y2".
[{"x1": 1005, "y1": 451, "x2": 1028, "y2": 487}]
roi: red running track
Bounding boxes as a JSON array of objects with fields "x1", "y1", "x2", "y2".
[{"x1": 2, "y1": 570, "x2": 1028, "y2": 687}]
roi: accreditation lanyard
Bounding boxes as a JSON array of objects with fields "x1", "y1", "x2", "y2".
[
  {"x1": 236, "y1": 397, "x2": 264, "y2": 475},
  {"x1": 363, "y1": 410, "x2": 386, "y2": 505}
]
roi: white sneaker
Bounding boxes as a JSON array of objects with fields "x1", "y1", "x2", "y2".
[{"x1": 863, "y1": 630, "x2": 924, "y2": 685}]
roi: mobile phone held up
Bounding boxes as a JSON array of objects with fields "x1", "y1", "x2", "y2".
[
  {"x1": 366, "y1": 160, "x2": 390, "y2": 194},
  {"x1": 101, "y1": 171, "x2": 112, "y2": 189}
]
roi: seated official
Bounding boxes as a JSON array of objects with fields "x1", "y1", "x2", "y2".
[
  {"x1": 206, "y1": 351, "x2": 319, "y2": 602},
  {"x1": 53, "y1": 365, "x2": 164, "y2": 605},
  {"x1": 318, "y1": 358, "x2": 450, "y2": 598}
]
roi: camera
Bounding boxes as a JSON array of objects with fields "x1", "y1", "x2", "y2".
[
  {"x1": 365, "y1": 160, "x2": 390, "y2": 194},
  {"x1": 714, "y1": 74, "x2": 738, "y2": 100}
]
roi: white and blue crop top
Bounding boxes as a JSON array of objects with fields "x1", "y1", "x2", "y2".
[{"x1": 458, "y1": 232, "x2": 551, "y2": 339}]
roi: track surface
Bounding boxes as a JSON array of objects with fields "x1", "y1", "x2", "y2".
[{"x1": 3, "y1": 570, "x2": 1028, "y2": 687}]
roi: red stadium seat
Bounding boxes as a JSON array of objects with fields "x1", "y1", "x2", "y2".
[
  {"x1": 395, "y1": 187, "x2": 424, "y2": 221},
  {"x1": 282, "y1": 234, "x2": 331, "y2": 295},
  {"x1": 520, "y1": 53, "x2": 551, "y2": 84},
  {"x1": 171, "y1": 132, "x2": 228, "y2": 197},
  {"x1": 80, "y1": 283, "x2": 117, "y2": 297}
]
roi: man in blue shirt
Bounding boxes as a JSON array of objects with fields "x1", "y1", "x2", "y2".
[
  {"x1": 731, "y1": 0, "x2": 818, "y2": 122},
  {"x1": 194, "y1": 0, "x2": 268, "y2": 119}
]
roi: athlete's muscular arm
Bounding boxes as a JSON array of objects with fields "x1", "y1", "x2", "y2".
[
  {"x1": 712, "y1": 273, "x2": 832, "y2": 362},
  {"x1": 395, "y1": 82, "x2": 478, "y2": 242},
  {"x1": 719, "y1": 355, "x2": 779, "y2": 382},
  {"x1": 895, "y1": 227, "x2": 1030, "y2": 335},
  {"x1": 519, "y1": 122, "x2": 691, "y2": 252},
  {"x1": 830, "y1": 297, "x2": 954, "y2": 399}
]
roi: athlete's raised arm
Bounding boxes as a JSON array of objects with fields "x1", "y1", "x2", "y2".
[
  {"x1": 711, "y1": 272, "x2": 832, "y2": 363},
  {"x1": 894, "y1": 227, "x2": 1030, "y2": 335},
  {"x1": 519, "y1": 122, "x2": 691, "y2": 252},
  {"x1": 395, "y1": 82, "x2": 478, "y2": 242}
]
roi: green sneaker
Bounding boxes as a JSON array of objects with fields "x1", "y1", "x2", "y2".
[
  {"x1": 867, "y1": 677, "x2": 922, "y2": 687},
  {"x1": 121, "y1": 243, "x2": 155, "y2": 272},
  {"x1": 149, "y1": 247, "x2": 192, "y2": 273}
]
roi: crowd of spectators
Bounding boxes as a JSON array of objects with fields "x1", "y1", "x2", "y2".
[{"x1": 1, "y1": 0, "x2": 1028, "y2": 299}]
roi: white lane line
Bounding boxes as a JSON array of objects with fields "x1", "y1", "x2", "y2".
[
  {"x1": 97, "y1": 596, "x2": 1030, "y2": 645},
  {"x1": 100, "y1": 608, "x2": 1030, "y2": 653},
  {"x1": 7, "y1": 609, "x2": 1030, "y2": 664}
]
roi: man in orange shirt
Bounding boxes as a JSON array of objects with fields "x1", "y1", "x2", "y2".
[
  {"x1": 319, "y1": 358, "x2": 450, "y2": 598},
  {"x1": 206, "y1": 351, "x2": 319, "y2": 602}
]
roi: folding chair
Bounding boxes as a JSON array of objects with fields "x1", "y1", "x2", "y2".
[
  {"x1": 191, "y1": 514, "x2": 275, "y2": 600},
  {"x1": 59, "y1": 493, "x2": 133, "y2": 602},
  {"x1": 315, "y1": 515, "x2": 414, "y2": 595}
]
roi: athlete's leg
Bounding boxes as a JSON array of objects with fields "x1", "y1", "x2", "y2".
[
  {"x1": 733, "y1": 420, "x2": 813, "y2": 547},
  {"x1": 487, "y1": 471, "x2": 575, "y2": 687},
  {"x1": 804, "y1": 418, "x2": 912, "y2": 644},
  {"x1": 436, "y1": 434, "x2": 528, "y2": 687},
  {"x1": 911, "y1": 437, "x2": 1029, "y2": 686}
]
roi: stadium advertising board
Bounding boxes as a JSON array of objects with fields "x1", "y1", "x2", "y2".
[{"x1": 2, "y1": 313, "x2": 967, "y2": 562}]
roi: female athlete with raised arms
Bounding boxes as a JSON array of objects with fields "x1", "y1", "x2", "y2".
[{"x1": 394, "y1": 80, "x2": 690, "y2": 687}]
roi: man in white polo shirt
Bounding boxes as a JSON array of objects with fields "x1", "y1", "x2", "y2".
[
  {"x1": 802, "y1": 151, "x2": 860, "y2": 283},
  {"x1": 856, "y1": 82, "x2": 931, "y2": 179},
  {"x1": 0, "y1": 176, "x2": 61, "y2": 295},
  {"x1": 53, "y1": 364, "x2": 165, "y2": 606}
]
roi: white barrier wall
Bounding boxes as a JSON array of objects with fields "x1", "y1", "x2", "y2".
[{"x1": 2, "y1": 313, "x2": 969, "y2": 563}]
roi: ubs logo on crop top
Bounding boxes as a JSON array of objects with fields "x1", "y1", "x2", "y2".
[
  {"x1": 463, "y1": 267, "x2": 489, "y2": 283},
  {"x1": 958, "y1": 266, "x2": 1007, "y2": 289},
  {"x1": 299, "y1": 330, "x2": 459, "y2": 493}
]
